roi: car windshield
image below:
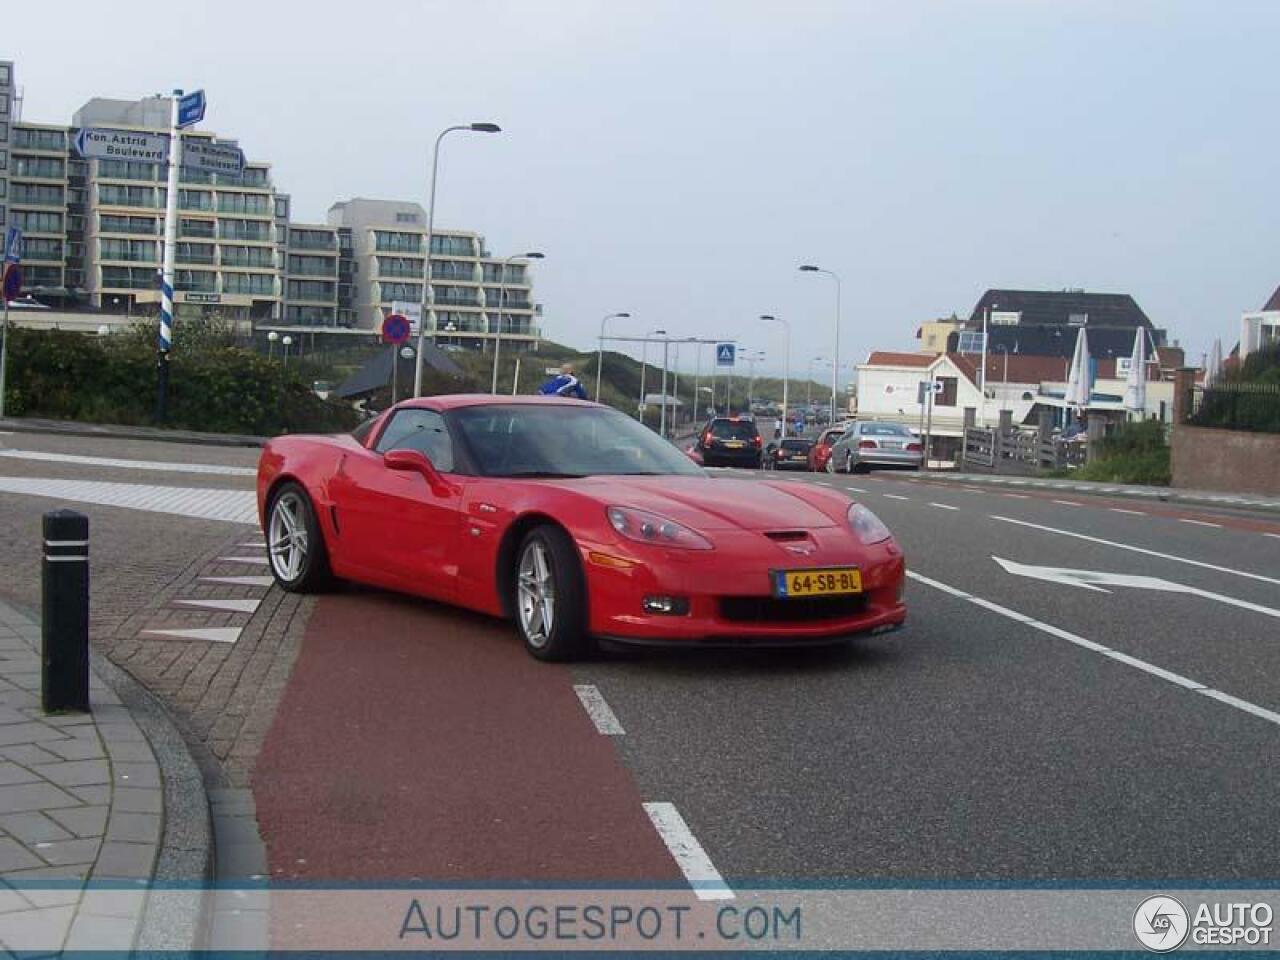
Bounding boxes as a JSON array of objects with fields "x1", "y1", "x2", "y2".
[
  {"x1": 781, "y1": 440, "x2": 812, "y2": 451},
  {"x1": 861, "y1": 423, "x2": 913, "y2": 437},
  {"x1": 451, "y1": 404, "x2": 704, "y2": 478},
  {"x1": 709, "y1": 420, "x2": 758, "y2": 440}
]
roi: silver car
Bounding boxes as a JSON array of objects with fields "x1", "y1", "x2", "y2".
[{"x1": 828, "y1": 421, "x2": 923, "y2": 473}]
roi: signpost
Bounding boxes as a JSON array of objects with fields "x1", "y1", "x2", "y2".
[
  {"x1": 182, "y1": 138, "x2": 245, "y2": 176},
  {"x1": 382, "y1": 313, "x2": 411, "y2": 403},
  {"x1": 716, "y1": 344, "x2": 736, "y2": 414},
  {"x1": 0, "y1": 227, "x2": 23, "y2": 421},
  {"x1": 177, "y1": 90, "x2": 206, "y2": 129},
  {"x1": 73, "y1": 128, "x2": 169, "y2": 163}
]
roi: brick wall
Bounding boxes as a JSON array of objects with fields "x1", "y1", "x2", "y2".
[{"x1": 1171, "y1": 424, "x2": 1280, "y2": 496}]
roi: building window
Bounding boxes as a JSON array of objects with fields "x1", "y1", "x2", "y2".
[
  {"x1": 287, "y1": 279, "x2": 334, "y2": 301},
  {"x1": 374, "y1": 231, "x2": 421, "y2": 254},
  {"x1": 11, "y1": 209, "x2": 62, "y2": 233},
  {"x1": 101, "y1": 214, "x2": 158, "y2": 235},
  {"x1": 990, "y1": 310, "x2": 1020, "y2": 326},
  {"x1": 0, "y1": 150, "x2": 8, "y2": 170},
  {"x1": 97, "y1": 159, "x2": 157, "y2": 181},
  {"x1": 379, "y1": 282, "x2": 422, "y2": 302},
  {"x1": 0, "y1": 65, "x2": 11, "y2": 85},
  {"x1": 956, "y1": 331, "x2": 985, "y2": 354},
  {"x1": 224, "y1": 272, "x2": 276, "y2": 295},
  {"x1": 288, "y1": 254, "x2": 336, "y2": 277},
  {"x1": 395, "y1": 212, "x2": 419, "y2": 224},
  {"x1": 1068, "y1": 313, "x2": 1088, "y2": 326},
  {"x1": 10, "y1": 183, "x2": 64, "y2": 207},
  {"x1": 0, "y1": 123, "x2": 7, "y2": 141},
  {"x1": 429, "y1": 235, "x2": 474, "y2": 256},
  {"x1": 0, "y1": 180, "x2": 5, "y2": 199},
  {"x1": 935, "y1": 376, "x2": 958, "y2": 407}
]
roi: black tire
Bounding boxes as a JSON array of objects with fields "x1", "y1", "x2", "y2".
[
  {"x1": 265, "y1": 482, "x2": 333, "y2": 593},
  {"x1": 513, "y1": 525, "x2": 590, "y2": 661}
]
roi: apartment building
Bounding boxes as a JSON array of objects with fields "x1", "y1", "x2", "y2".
[
  {"x1": 2, "y1": 61, "x2": 543, "y2": 346},
  {"x1": 327, "y1": 197, "x2": 541, "y2": 349}
]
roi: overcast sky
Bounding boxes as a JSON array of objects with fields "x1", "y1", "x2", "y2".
[{"x1": 13, "y1": 0, "x2": 1278, "y2": 374}]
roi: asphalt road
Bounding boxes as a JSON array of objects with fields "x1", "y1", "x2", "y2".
[{"x1": 1, "y1": 429, "x2": 1278, "y2": 894}]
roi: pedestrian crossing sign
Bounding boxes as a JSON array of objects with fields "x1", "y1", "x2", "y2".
[{"x1": 716, "y1": 343, "x2": 736, "y2": 367}]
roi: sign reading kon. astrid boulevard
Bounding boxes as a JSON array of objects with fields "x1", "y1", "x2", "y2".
[{"x1": 74, "y1": 127, "x2": 169, "y2": 162}]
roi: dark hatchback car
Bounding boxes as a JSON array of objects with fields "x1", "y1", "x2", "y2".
[
  {"x1": 767, "y1": 437, "x2": 814, "y2": 471},
  {"x1": 697, "y1": 416, "x2": 763, "y2": 468}
]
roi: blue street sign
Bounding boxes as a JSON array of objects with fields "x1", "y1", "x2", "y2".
[
  {"x1": 177, "y1": 89, "x2": 206, "y2": 129},
  {"x1": 716, "y1": 343, "x2": 736, "y2": 367},
  {"x1": 3, "y1": 227, "x2": 22, "y2": 264},
  {"x1": 382, "y1": 313, "x2": 411, "y2": 346},
  {"x1": 2, "y1": 265, "x2": 23, "y2": 303}
]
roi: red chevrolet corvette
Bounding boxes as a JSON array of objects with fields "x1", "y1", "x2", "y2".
[{"x1": 257, "y1": 396, "x2": 906, "y2": 660}]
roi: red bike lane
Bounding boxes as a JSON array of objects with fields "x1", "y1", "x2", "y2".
[{"x1": 252, "y1": 588, "x2": 681, "y2": 884}]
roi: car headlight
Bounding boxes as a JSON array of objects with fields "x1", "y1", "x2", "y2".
[
  {"x1": 607, "y1": 506, "x2": 713, "y2": 550},
  {"x1": 848, "y1": 502, "x2": 893, "y2": 545}
]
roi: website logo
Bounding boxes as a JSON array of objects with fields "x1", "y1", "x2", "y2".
[{"x1": 1134, "y1": 896, "x2": 1190, "y2": 953}]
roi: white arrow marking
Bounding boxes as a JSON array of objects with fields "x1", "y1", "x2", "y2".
[
  {"x1": 142, "y1": 627, "x2": 241, "y2": 644},
  {"x1": 993, "y1": 557, "x2": 1280, "y2": 620}
]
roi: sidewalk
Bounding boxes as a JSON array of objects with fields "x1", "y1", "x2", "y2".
[
  {"x1": 919, "y1": 471, "x2": 1280, "y2": 515},
  {"x1": 0, "y1": 599, "x2": 207, "y2": 953},
  {"x1": 0, "y1": 416, "x2": 266, "y2": 449}
]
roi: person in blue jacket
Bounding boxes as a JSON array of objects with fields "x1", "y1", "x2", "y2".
[{"x1": 538, "y1": 362, "x2": 588, "y2": 399}]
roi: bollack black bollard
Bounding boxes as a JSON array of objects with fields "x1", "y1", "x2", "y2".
[{"x1": 42, "y1": 510, "x2": 90, "y2": 713}]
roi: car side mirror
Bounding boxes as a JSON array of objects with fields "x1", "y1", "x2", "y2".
[{"x1": 383, "y1": 449, "x2": 451, "y2": 494}]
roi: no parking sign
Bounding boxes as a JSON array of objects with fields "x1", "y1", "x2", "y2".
[{"x1": 381, "y1": 313, "x2": 411, "y2": 346}]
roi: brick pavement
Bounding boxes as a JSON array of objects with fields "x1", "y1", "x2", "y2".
[{"x1": 0, "y1": 599, "x2": 163, "y2": 953}]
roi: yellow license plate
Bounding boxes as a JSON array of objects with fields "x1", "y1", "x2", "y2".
[
  {"x1": 723, "y1": 440, "x2": 745, "y2": 448},
  {"x1": 775, "y1": 567, "x2": 862, "y2": 598}
]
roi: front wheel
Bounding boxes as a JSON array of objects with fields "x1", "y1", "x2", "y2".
[
  {"x1": 266, "y1": 482, "x2": 333, "y2": 593},
  {"x1": 825, "y1": 455, "x2": 836, "y2": 474},
  {"x1": 514, "y1": 526, "x2": 590, "y2": 661}
]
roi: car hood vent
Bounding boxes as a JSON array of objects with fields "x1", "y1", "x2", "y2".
[{"x1": 764, "y1": 530, "x2": 809, "y2": 542}]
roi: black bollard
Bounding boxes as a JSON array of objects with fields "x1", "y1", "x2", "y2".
[{"x1": 42, "y1": 510, "x2": 89, "y2": 713}]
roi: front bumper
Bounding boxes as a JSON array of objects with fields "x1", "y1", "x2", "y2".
[{"x1": 583, "y1": 534, "x2": 906, "y2": 643}]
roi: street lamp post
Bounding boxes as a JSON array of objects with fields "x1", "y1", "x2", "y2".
[
  {"x1": 994, "y1": 345, "x2": 1010, "y2": 411},
  {"x1": 639, "y1": 328, "x2": 666, "y2": 426},
  {"x1": 595, "y1": 311, "x2": 631, "y2": 401},
  {"x1": 267, "y1": 330, "x2": 278, "y2": 359},
  {"x1": 491, "y1": 251, "x2": 543, "y2": 394},
  {"x1": 282, "y1": 335, "x2": 293, "y2": 366},
  {"x1": 413, "y1": 121, "x2": 501, "y2": 397},
  {"x1": 761, "y1": 315, "x2": 790, "y2": 436},
  {"x1": 807, "y1": 356, "x2": 825, "y2": 408},
  {"x1": 799, "y1": 264, "x2": 842, "y2": 426},
  {"x1": 659, "y1": 335, "x2": 672, "y2": 438},
  {"x1": 743, "y1": 350, "x2": 765, "y2": 411}
]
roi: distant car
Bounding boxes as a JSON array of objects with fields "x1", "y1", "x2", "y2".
[
  {"x1": 808, "y1": 427, "x2": 845, "y2": 473},
  {"x1": 829, "y1": 421, "x2": 923, "y2": 474},
  {"x1": 697, "y1": 416, "x2": 763, "y2": 468},
  {"x1": 767, "y1": 438, "x2": 814, "y2": 471}
]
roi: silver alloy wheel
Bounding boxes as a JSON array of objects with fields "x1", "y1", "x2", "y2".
[
  {"x1": 845, "y1": 450, "x2": 853, "y2": 473},
  {"x1": 268, "y1": 491, "x2": 309, "y2": 583},
  {"x1": 517, "y1": 539, "x2": 556, "y2": 648},
  {"x1": 825, "y1": 454, "x2": 836, "y2": 474}
]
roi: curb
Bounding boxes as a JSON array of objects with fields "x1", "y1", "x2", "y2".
[
  {"x1": 90, "y1": 651, "x2": 213, "y2": 953},
  {"x1": 0, "y1": 417, "x2": 266, "y2": 448},
  {"x1": 921, "y1": 472, "x2": 1280, "y2": 516}
]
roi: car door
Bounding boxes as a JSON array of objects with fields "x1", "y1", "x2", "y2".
[{"x1": 331, "y1": 408, "x2": 464, "y2": 601}]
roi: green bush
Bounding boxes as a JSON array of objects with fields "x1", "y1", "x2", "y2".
[
  {"x1": 4, "y1": 326, "x2": 358, "y2": 436},
  {"x1": 1073, "y1": 419, "x2": 1171, "y2": 485}
]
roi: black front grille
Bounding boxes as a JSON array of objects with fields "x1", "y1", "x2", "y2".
[{"x1": 719, "y1": 594, "x2": 868, "y2": 624}]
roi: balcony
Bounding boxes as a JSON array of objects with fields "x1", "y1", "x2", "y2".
[
  {"x1": 435, "y1": 295, "x2": 481, "y2": 307},
  {"x1": 177, "y1": 253, "x2": 216, "y2": 265},
  {"x1": 222, "y1": 255, "x2": 275, "y2": 270},
  {"x1": 100, "y1": 251, "x2": 156, "y2": 264},
  {"x1": 220, "y1": 226, "x2": 272, "y2": 242},
  {"x1": 289, "y1": 235, "x2": 337, "y2": 251},
  {"x1": 179, "y1": 223, "x2": 216, "y2": 239}
]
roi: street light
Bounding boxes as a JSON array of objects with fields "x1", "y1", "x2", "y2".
[
  {"x1": 282, "y1": 335, "x2": 293, "y2": 366},
  {"x1": 760, "y1": 314, "x2": 790, "y2": 435},
  {"x1": 807, "y1": 355, "x2": 826, "y2": 408},
  {"x1": 267, "y1": 330, "x2": 279, "y2": 359},
  {"x1": 799, "y1": 264, "x2": 842, "y2": 426},
  {"x1": 994, "y1": 344, "x2": 1010, "y2": 411},
  {"x1": 595, "y1": 311, "x2": 632, "y2": 401},
  {"x1": 490, "y1": 251, "x2": 543, "y2": 394},
  {"x1": 639, "y1": 328, "x2": 666, "y2": 425},
  {"x1": 413, "y1": 121, "x2": 502, "y2": 397},
  {"x1": 742, "y1": 349, "x2": 766, "y2": 411}
]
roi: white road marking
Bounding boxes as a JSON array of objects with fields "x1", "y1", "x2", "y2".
[
  {"x1": 572, "y1": 684, "x2": 625, "y2": 735},
  {"x1": 883, "y1": 494, "x2": 910, "y2": 501},
  {"x1": 172, "y1": 598, "x2": 261, "y2": 615},
  {"x1": 642, "y1": 802, "x2": 733, "y2": 901},
  {"x1": 991, "y1": 516, "x2": 1280, "y2": 588},
  {"x1": 217, "y1": 556, "x2": 269, "y2": 565},
  {"x1": 844, "y1": 486, "x2": 868, "y2": 493},
  {"x1": 142, "y1": 627, "x2": 241, "y2": 644},
  {"x1": 905, "y1": 570, "x2": 1280, "y2": 728},
  {"x1": 929, "y1": 502, "x2": 958, "y2": 511},
  {"x1": 1266, "y1": 533, "x2": 1280, "y2": 540},
  {"x1": 1002, "y1": 493, "x2": 1029, "y2": 500},
  {"x1": 1109, "y1": 508, "x2": 1146, "y2": 516},
  {"x1": 993, "y1": 556, "x2": 1280, "y2": 620},
  {"x1": 200, "y1": 575, "x2": 274, "y2": 588},
  {"x1": 0, "y1": 448, "x2": 255, "y2": 476},
  {"x1": 814, "y1": 481, "x2": 833, "y2": 487},
  {"x1": 1052, "y1": 499, "x2": 1082, "y2": 507},
  {"x1": 0, "y1": 477, "x2": 256, "y2": 524},
  {"x1": 1178, "y1": 518, "x2": 1222, "y2": 529},
  {"x1": 239, "y1": 542, "x2": 267, "y2": 549}
]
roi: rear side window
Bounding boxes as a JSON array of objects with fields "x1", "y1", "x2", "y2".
[
  {"x1": 710, "y1": 420, "x2": 758, "y2": 440},
  {"x1": 860, "y1": 423, "x2": 912, "y2": 437}
]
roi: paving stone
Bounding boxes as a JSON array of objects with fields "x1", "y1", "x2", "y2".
[
  {"x1": 110, "y1": 788, "x2": 161, "y2": 815},
  {"x1": 95, "y1": 722, "x2": 145, "y2": 744},
  {"x1": 0, "y1": 725, "x2": 68, "y2": 747},
  {"x1": 0, "y1": 783, "x2": 82, "y2": 814},
  {"x1": 78, "y1": 886, "x2": 146, "y2": 918},
  {"x1": 0, "y1": 813, "x2": 73, "y2": 845},
  {"x1": 101, "y1": 740, "x2": 153, "y2": 763},
  {"x1": 105, "y1": 812, "x2": 161, "y2": 845},
  {"x1": 0, "y1": 746, "x2": 62, "y2": 767},
  {"x1": 92, "y1": 842, "x2": 156, "y2": 880},
  {"x1": 65, "y1": 912, "x2": 138, "y2": 951},
  {"x1": 31, "y1": 837, "x2": 100, "y2": 867},
  {"x1": 66, "y1": 785, "x2": 110, "y2": 806},
  {"x1": 0, "y1": 884, "x2": 37, "y2": 913},
  {"x1": 0, "y1": 904, "x2": 76, "y2": 953},
  {"x1": 11, "y1": 885, "x2": 82, "y2": 909},
  {"x1": 110, "y1": 762, "x2": 160, "y2": 789},
  {"x1": 0, "y1": 763, "x2": 42, "y2": 787},
  {"x1": 44, "y1": 806, "x2": 108, "y2": 839},
  {"x1": 0, "y1": 839, "x2": 44, "y2": 872},
  {"x1": 35, "y1": 738, "x2": 105, "y2": 763},
  {"x1": 30, "y1": 760, "x2": 110, "y2": 789}
]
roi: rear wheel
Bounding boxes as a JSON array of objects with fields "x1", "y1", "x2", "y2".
[
  {"x1": 513, "y1": 526, "x2": 590, "y2": 661},
  {"x1": 267, "y1": 482, "x2": 332, "y2": 593},
  {"x1": 825, "y1": 454, "x2": 836, "y2": 474}
]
